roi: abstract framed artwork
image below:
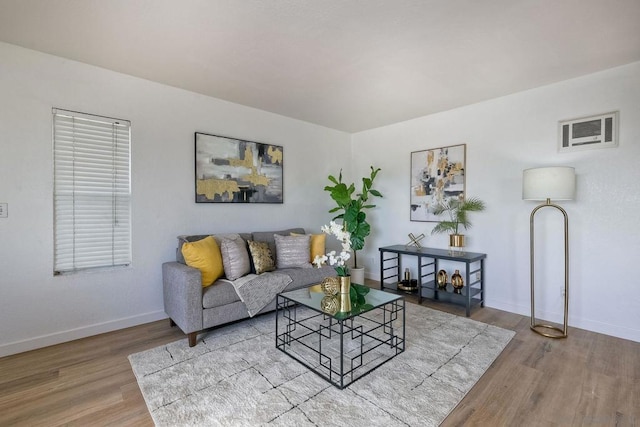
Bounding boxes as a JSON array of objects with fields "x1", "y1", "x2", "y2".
[
  {"x1": 195, "y1": 132, "x2": 283, "y2": 203},
  {"x1": 410, "y1": 144, "x2": 466, "y2": 222}
]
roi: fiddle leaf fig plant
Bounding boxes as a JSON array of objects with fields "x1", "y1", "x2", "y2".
[
  {"x1": 324, "y1": 166, "x2": 382, "y2": 268},
  {"x1": 431, "y1": 196, "x2": 486, "y2": 235}
]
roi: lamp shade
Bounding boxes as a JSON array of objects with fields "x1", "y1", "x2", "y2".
[{"x1": 522, "y1": 166, "x2": 575, "y2": 201}]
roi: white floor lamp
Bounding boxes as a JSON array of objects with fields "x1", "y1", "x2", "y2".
[{"x1": 522, "y1": 166, "x2": 576, "y2": 338}]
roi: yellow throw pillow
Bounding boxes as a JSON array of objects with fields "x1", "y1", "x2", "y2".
[
  {"x1": 181, "y1": 236, "x2": 224, "y2": 287},
  {"x1": 291, "y1": 232, "x2": 326, "y2": 262}
]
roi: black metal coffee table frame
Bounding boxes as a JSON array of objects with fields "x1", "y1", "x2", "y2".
[{"x1": 276, "y1": 289, "x2": 405, "y2": 389}]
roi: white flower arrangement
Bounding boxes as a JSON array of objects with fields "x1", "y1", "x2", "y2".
[{"x1": 313, "y1": 221, "x2": 352, "y2": 276}]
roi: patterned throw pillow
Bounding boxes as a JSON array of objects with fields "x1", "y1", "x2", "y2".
[
  {"x1": 247, "y1": 240, "x2": 275, "y2": 275},
  {"x1": 274, "y1": 234, "x2": 311, "y2": 269},
  {"x1": 219, "y1": 234, "x2": 251, "y2": 281}
]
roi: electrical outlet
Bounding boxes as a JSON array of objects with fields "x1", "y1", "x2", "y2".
[{"x1": 0, "y1": 203, "x2": 7, "y2": 218}]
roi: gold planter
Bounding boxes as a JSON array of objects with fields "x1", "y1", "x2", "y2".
[
  {"x1": 449, "y1": 234, "x2": 465, "y2": 247},
  {"x1": 449, "y1": 234, "x2": 465, "y2": 255}
]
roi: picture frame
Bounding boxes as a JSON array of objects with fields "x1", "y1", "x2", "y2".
[
  {"x1": 410, "y1": 144, "x2": 466, "y2": 222},
  {"x1": 195, "y1": 132, "x2": 283, "y2": 203}
]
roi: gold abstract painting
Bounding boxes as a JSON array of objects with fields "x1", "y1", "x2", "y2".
[
  {"x1": 410, "y1": 144, "x2": 466, "y2": 221},
  {"x1": 195, "y1": 133, "x2": 283, "y2": 203}
]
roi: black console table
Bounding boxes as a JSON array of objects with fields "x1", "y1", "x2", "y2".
[{"x1": 379, "y1": 245, "x2": 486, "y2": 316}]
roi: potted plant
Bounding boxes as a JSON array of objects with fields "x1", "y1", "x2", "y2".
[
  {"x1": 431, "y1": 196, "x2": 486, "y2": 252},
  {"x1": 322, "y1": 166, "x2": 382, "y2": 284}
]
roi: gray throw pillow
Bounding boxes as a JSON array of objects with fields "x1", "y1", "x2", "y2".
[
  {"x1": 219, "y1": 234, "x2": 251, "y2": 280},
  {"x1": 274, "y1": 234, "x2": 312, "y2": 269}
]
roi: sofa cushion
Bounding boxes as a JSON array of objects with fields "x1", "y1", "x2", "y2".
[
  {"x1": 180, "y1": 236, "x2": 224, "y2": 287},
  {"x1": 202, "y1": 279, "x2": 242, "y2": 309},
  {"x1": 279, "y1": 265, "x2": 337, "y2": 291},
  {"x1": 247, "y1": 240, "x2": 275, "y2": 274},
  {"x1": 274, "y1": 234, "x2": 312, "y2": 269},
  {"x1": 219, "y1": 234, "x2": 251, "y2": 280}
]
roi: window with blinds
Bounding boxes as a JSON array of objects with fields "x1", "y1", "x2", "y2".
[{"x1": 53, "y1": 108, "x2": 131, "y2": 274}]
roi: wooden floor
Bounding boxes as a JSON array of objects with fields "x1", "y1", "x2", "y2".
[{"x1": 1, "y1": 284, "x2": 638, "y2": 426}]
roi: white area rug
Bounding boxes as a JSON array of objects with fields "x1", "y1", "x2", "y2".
[{"x1": 129, "y1": 303, "x2": 514, "y2": 426}]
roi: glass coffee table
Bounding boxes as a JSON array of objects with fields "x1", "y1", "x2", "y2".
[{"x1": 276, "y1": 283, "x2": 405, "y2": 389}]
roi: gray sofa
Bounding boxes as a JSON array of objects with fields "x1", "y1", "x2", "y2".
[{"x1": 162, "y1": 228, "x2": 335, "y2": 346}]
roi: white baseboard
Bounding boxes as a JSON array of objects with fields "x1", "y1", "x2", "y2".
[
  {"x1": 0, "y1": 310, "x2": 168, "y2": 358},
  {"x1": 486, "y1": 299, "x2": 640, "y2": 343}
]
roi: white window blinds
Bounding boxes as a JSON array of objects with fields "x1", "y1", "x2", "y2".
[{"x1": 53, "y1": 109, "x2": 131, "y2": 274}]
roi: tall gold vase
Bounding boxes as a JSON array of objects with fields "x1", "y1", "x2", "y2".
[{"x1": 338, "y1": 276, "x2": 351, "y2": 312}]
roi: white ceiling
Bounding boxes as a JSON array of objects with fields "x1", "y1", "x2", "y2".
[{"x1": 1, "y1": 0, "x2": 639, "y2": 132}]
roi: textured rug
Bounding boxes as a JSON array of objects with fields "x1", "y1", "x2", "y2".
[{"x1": 129, "y1": 303, "x2": 514, "y2": 426}]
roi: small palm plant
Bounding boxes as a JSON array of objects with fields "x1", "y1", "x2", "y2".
[{"x1": 431, "y1": 196, "x2": 486, "y2": 236}]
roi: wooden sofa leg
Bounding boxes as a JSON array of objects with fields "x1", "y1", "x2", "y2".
[
  {"x1": 169, "y1": 318, "x2": 176, "y2": 327},
  {"x1": 188, "y1": 332, "x2": 197, "y2": 347}
]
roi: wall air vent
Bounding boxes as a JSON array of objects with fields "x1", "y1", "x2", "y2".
[{"x1": 558, "y1": 111, "x2": 618, "y2": 153}]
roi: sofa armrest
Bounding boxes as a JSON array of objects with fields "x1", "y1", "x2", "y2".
[{"x1": 162, "y1": 261, "x2": 203, "y2": 334}]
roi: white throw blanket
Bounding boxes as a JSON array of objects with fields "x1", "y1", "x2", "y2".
[{"x1": 222, "y1": 272, "x2": 292, "y2": 316}]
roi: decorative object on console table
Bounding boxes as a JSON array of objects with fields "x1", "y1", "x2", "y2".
[
  {"x1": 194, "y1": 132, "x2": 283, "y2": 203},
  {"x1": 406, "y1": 232, "x2": 425, "y2": 248},
  {"x1": 430, "y1": 195, "x2": 486, "y2": 255},
  {"x1": 451, "y1": 270, "x2": 464, "y2": 294},
  {"x1": 398, "y1": 267, "x2": 418, "y2": 291},
  {"x1": 437, "y1": 269, "x2": 448, "y2": 290},
  {"x1": 523, "y1": 166, "x2": 575, "y2": 339},
  {"x1": 410, "y1": 144, "x2": 466, "y2": 222}
]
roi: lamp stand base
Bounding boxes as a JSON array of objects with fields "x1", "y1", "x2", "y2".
[
  {"x1": 530, "y1": 200, "x2": 570, "y2": 339},
  {"x1": 530, "y1": 323, "x2": 567, "y2": 339}
]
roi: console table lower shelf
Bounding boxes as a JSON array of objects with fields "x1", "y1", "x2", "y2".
[{"x1": 379, "y1": 245, "x2": 486, "y2": 316}]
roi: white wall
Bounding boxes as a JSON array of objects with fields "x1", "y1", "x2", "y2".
[
  {"x1": 352, "y1": 62, "x2": 640, "y2": 342},
  {"x1": 1, "y1": 41, "x2": 637, "y2": 357},
  {"x1": 0, "y1": 42, "x2": 350, "y2": 357}
]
